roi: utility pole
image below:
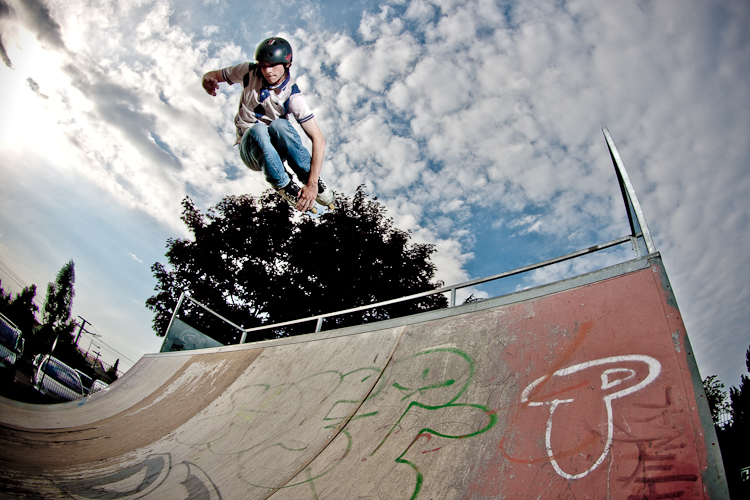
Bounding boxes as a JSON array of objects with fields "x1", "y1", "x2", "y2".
[
  {"x1": 74, "y1": 316, "x2": 90, "y2": 345},
  {"x1": 85, "y1": 332, "x2": 101, "y2": 360}
]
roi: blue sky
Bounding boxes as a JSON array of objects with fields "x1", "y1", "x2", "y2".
[{"x1": 0, "y1": 0, "x2": 748, "y2": 390}]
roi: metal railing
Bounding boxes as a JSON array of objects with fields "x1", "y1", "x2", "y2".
[{"x1": 166, "y1": 127, "x2": 656, "y2": 344}]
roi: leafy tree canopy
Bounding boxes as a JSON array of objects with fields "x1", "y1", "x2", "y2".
[
  {"x1": 728, "y1": 346, "x2": 750, "y2": 429},
  {"x1": 704, "y1": 345, "x2": 750, "y2": 497},
  {"x1": 0, "y1": 281, "x2": 39, "y2": 337},
  {"x1": 147, "y1": 186, "x2": 448, "y2": 345},
  {"x1": 702, "y1": 374, "x2": 729, "y2": 427}
]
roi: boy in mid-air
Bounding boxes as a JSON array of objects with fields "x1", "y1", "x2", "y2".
[{"x1": 202, "y1": 36, "x2": 333, "y2": 213}]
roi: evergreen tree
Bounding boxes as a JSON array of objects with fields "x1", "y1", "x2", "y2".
[
  {"x1": 31, "y1": 261, "x2": 77, "y2": 355},
  {"x1": 147, "y1": 187, "x2": 448, "y2": 344},
  {"x1": 106, "y1": 359, "x2": 120, "y2": 381}
]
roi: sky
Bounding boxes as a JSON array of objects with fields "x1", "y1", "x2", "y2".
[{"x1": 0, "y1": 0, "x2": 748, "y2": 390}]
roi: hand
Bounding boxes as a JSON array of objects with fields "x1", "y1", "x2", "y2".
[
  {"x1": 202, "y1": 76, "x2": 219, "y2": 96},
  {"x1": 296, "y1": 182, "x2": 319, "y2": 212}
]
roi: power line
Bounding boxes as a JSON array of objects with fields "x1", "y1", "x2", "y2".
[
  {"x1": 0, "y1": 260, "x2": 45, "y2": 308},
  {"x1": 82, "y1": 322, "x2": 136, "y2": 365},
  {"x1": 83, "y1": 335, "x2": 136, "y2": 366}
]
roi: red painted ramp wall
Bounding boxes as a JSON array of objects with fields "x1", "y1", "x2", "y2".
[{"x1": 0, "y1": 257, "x2": 727, "y2": 499}]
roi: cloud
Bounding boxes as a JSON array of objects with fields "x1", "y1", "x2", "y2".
[
  {"x1": 25, "y1": 77, "x2": 46, "y2": 97},
  {"x1": 0, "y1": 37, "x2": 11, "y2": 68},
  {"x1": 9, "y1": 0, "x2": 65, "y2": 51},
  {"x1": 0, "y1": 0, "x2": 13, "y2": 21},
  {"x1": 1, "y1": 0, "x2": 267, "y2": 233},
  {"x1": 0, "y1": 0, "x2": 15, "y2": 68}
]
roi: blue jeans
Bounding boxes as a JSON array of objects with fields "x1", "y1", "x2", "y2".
[{"x1": 239, "y1": 120, "x2": 311, "y2": 190}]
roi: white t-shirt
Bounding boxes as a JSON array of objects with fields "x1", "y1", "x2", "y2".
[{"x1": 221, "y1": 62, "x2": 314, "y2": 144}]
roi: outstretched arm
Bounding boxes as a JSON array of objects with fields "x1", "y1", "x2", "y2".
[
  {"x1": 296, "y1": 118, "x2": 326, "y2": 212},
  {"x1": 202, "y1": 70, "x2": 226, "y2": 96}
]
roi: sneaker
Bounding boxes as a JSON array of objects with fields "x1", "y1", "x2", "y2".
[
  {"x1": 316, "y1": 178, "x2": 335, "y2": 210},
  {"x1": 277, "y1": 179, "x2": 317, "y2": 213}
]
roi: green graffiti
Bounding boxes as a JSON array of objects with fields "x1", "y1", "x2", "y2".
[
  {"x1": 184, "y1": 347, "x2": 490, "y2": 499},
  {"x1": 370, "y1": 348, "x2": 476, "y2": 455},
  {"x1": 323, "y1": 400, "x2": 379, "y2": 430},
  {"x1": 395, "y1": 403, "x2": 498, "y2": 500},
  {"x1": 305, "y1": 466, "x2": 319, "y2": 500}
]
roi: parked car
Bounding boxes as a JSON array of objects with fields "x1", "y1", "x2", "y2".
[
  {"x1": 32, "y1": 355, "x2": 85, "y2": 402},
  {"x1": 75, "y1": 369, "x2": 94, "y2": 395},
  {"x1": 90, "y1": 379, "x2": 109, "y2": 393},
  {"x1": 0, "y1": 313, "x2": 24, "y2": 373}
]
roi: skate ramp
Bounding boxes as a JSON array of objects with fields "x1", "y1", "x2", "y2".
[{"x1": 0, "y1": 255, "x2": 727, "y2": 499}]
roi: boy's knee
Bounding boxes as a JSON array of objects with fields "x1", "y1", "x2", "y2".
[
  {"x1": 248, "y1": 123, "x2": 269, "y2": 141},
  {"x1": 269, "y1": 119, "x2": 296, "y2": 139}
]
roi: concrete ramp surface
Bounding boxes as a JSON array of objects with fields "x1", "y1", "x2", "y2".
[{"x1": 0, "y1": 255, "x2": 727, "y2": 499}]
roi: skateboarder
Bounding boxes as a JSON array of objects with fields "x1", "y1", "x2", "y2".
[{"x1": 201, "y1": 36, "x2": 334, "y2": 213}]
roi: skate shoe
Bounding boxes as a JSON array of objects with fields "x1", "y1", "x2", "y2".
[
  {"x1": 316, "y1": 178, "x2": 335, "y2": 210},
  {"x1": 277, "y1": 179, "x2": 317, "y2": 214}
]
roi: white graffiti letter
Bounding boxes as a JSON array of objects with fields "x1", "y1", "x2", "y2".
[{"x1": 521, "y1": 355, "x2": 661, "y2": 480}]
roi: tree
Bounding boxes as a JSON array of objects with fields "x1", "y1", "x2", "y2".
[
  {"x1": 702, "y1": 374, "x2": 729, "y2": 428},
  {"x1": 106, "y1": 359, "x2": 120, "y2": 381},
  {"x1": 728, "y1": 346, "x2": 750, "y2": 430},
  {"x1": 147, "y1": 191, "x2": 297, "y2": 344},
  {"x1": 0, "y1": 283, "x2": 9, "y2": 311},
  {"x1": 280, "y1": 187, "x2": 447, "y2": 329},
  {"x1": 0, "y1": 281, "x2": 40, "y2": 337},
  {"x1": 707, "y1": 345, "x2": 750, "y2": 498},
  {"x1": 31, "y1": 261, "x2": 77, "y2": 356},
  {"x1": 147, "y1": 186, "x2": 448, "y2": 345}
]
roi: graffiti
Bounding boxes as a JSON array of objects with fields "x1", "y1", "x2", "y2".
[
  {"x1": 355, "y1": 348, "x2": 497, "y2": 500},
  {"x1": 21, "y1": 343, "x2": 702, "y2": 500},
  {"x1": 58, "y1": 347, "x2": 492, "y2": 500},
  {"x1": 612, "y1": 386, "x2": 701, "y2": 499},
  {"x1": 44, "y1": 349, "x2": 685, "y2": 500},
  {"x1": 59, "y1": 454, "x2": 222, "y2": 500},
  {"x1": 520, "y1": 355, "x2": 662, "y2": 480},
  {"x1": 226, "y1": 347, "x2": 495, "y2": 499}
]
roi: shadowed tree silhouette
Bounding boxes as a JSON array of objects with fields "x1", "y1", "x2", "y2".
[
  {"x1": 0, "y1": 281, "x2": 39, "y2": 338},
  {"x1": 147, "y1": 186, "x2": 448, "y2": 345},
  {"x1": 702, "y1": 345, "x2": 750, "y2": 498}
]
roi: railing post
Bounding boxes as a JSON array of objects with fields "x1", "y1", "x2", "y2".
[
  {"x1": 602, "y1": 127, "x2": 656, "y2": 254},
  {"x1": 160, "y1": 292, "x2": 186, "y2": 352}
]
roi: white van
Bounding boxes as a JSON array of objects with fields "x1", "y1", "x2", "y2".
[
  {"x1": 90, "y1": 379, "x2": 109, "y2": 393},
  {"x1": 32, "y1": 355, "x2": 85, "y2": 402}
]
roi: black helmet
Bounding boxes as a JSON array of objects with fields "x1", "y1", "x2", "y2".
[{"x1": 255, "y1": 37, "x2": 293, "y2": 65}]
